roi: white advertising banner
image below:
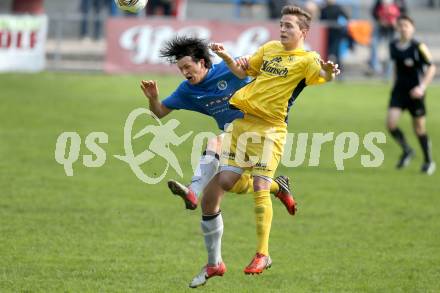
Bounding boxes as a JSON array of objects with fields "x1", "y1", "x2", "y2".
[{"x1": 0, "y1": 15, "x2": 47, "y2": 72}]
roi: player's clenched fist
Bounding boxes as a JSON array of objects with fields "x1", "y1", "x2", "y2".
[
  {"x1": 140, "y1": 80, "x2": 159, "y2": 100},
  {"x1": 209, "y1": 42, "x2": 229, "y2": 60}
]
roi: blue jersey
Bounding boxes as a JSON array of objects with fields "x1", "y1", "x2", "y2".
[{"x1": 162, "y1": 61, "x2": 250, "y2": 130}]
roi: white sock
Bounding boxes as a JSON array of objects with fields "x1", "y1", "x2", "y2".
[
  {"x1": 201, "y1": 213, "x2": 223, "y2": 265},
  {"x1": 190, "y1": 151, "x2": 219, "y2": 196}
]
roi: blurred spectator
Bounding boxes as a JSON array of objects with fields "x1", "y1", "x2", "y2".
[
  {"x1": 367, "y1": 0, "x2": 407, "y2": 76},
  {"x1": 80, "y1": 0, "x2": 112, "y2": 40},
  {"x1": 304, "y1": 1, "x2": 320, "y2": 20},
  {"x1": 0, "y1": 0, "x2": 12, "y2": 12},
  {"x1": 12, "y1": 0, "x2": 44, "y2": 14},
  {"x1": 428, "y1": 0, "x2": 440, "y2": 7},
  {"x1": 239, "y1": 0, "x2": 270, "y2": 19},
  {"x1": 320, "y1": 0, "x2": 349, "y2": 70},
  {"x1": 267, "y1": 0, "x2": 295, "y2": 20},
  {"x1": 110, "y1": 0, "x2": 121, "y2": 16},
  {"x1": 147, "y1": 0, "x2": 173, "y2": 16},
  {"x1": 239, "y1": 0, "x2": 256, "y2": 18},
  {"x1": 267, "y1": 0, "x2": 320, "y2": 20}
]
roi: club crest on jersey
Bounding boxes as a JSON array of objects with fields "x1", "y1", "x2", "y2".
[
  {"x1": 404, "y1": 58, "x2": 414, "y2": 67},
  {"x1": 217, "y1": 80, "x2": 227, "y2": 90}
]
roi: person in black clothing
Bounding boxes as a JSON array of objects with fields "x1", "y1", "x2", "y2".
[
  {"x1": 320, "y1": 0, "x2": 349, "y2": 71},
  {"x1": 387, "y1": 15, "x2": 437, "y2": 175}
]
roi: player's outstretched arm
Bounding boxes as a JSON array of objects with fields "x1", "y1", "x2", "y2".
[
  {"x1": 319, "y1": 60, "x2": 340, "y2": 81},
  {"x1": 140, "y1": 80, "x2": 172, "y2": 118},
  {"x1": 209, "y1": 43, "x2": 248, "y2": 79}
]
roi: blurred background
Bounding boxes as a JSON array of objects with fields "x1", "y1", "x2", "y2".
[
  {"x1": 1, "y1": 0, "x2": 439, "y2": 79},
  {"x1": 1, "y1": 1, "x2": 440, "y2": 291}
]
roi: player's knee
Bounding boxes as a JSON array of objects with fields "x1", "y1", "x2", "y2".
[
  {"x1": 414, "y1": 124, "x2": 426, "y2": 136},
  {"x1": 413, "y1": 118, "x2": 426, "y2": 136},
  {"x1": 252, "y1": 176, "x2": 271, "y2": 192},
  {"x1": 387, "y1": 120, "x2": 397, "y2": 131},
  {"x1": 218, "y1": 174, "x2": 236, "y2": 191}
]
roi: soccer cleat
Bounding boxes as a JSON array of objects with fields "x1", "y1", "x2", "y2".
[
  {"x1": 274, "y1": 176, "x2": 297, "y2": 215},
  {"x1": 167, "y1": 180, "x2": 198, "y2": 210},
  {"x1": 396, "y1": 149, "x2": 414, "y2": 169},
  {"x1": 189, "y1": 262, "x2": 226, "y2": 288},
  {"x1": 244, "y1": 253, "x2": 272, "y2": 275},
  {"x1": 421, "y1": 161, "x2": 436, "y2": 175}
]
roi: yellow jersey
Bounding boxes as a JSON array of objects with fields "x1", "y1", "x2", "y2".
[{"x1": 229, "y1": 41, "x2": 326, "y2": 126}]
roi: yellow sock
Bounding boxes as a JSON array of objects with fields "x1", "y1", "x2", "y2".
[
  {"x1": 253, "y1": 189, "x2": 273, "y2": 256},
  {"x1": 270, "y1": 180, "x2": 279, "y2": 194},
  {"x1": 229, "y1": 174, "x2": 279, "y2": 195},
  {"x1": 229, "y1": 173, "x2": 253, "y2": 194}
]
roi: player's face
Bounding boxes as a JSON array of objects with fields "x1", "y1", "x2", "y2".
[
  {"x1": 397, "y1": 19, "x2": 414, "y2": 41},
  {"x1": 280, "y1": 15, "x2": 306, "y2": 50},
  {"x1": 176, "y1": 56, "x2": 208, "y2": 85}
]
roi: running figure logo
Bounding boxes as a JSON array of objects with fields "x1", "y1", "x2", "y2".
[{"x1": 115, "y1": 108, "x2": 193, "y2": 184}]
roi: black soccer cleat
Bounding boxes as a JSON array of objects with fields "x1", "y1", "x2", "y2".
[
  {"x1": 396, "y1": 149, "x2": 414, "y2": 169},
  {"x1": 421, "y1": 161, "x2": 436, "y2": 176},
  {"x1": 273, "y1": 176, "x2": 297, "y2": 215}
]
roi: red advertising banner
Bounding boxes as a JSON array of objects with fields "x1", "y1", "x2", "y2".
[{"x1": 105, "y1": 18, "x2": 327, "y2": 74}]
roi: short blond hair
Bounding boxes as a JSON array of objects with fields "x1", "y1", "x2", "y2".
[{"x1": 281, "y1": 5, "x2": 312, "y2": 30}]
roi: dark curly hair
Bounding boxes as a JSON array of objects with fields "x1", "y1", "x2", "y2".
[{"x1": 160, "y1": 36, "x2": 212, "y2": 68}]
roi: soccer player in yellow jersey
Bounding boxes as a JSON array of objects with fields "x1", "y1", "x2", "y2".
[{"x1": 189, "y1": 5, "x2": 340, "y2": 288}]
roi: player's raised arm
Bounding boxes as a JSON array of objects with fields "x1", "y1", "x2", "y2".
[
  {"x1": 319, "y1": 60, "x2": 340, "y2": 81},
  {"x1": 209, "y1": 43, "x2": 248, "y2": 79},
  {"x1": 140, "y1": 80, "x2": 172, "y2": 118}
]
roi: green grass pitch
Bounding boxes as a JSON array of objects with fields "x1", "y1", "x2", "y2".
[{"x1": 1, "y1": 73, "x2": 439, "y2": 292}]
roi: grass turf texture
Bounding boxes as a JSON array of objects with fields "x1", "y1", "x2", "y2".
[{"x1": 1, "y1": 73, "x2": 439, "y2": 292}]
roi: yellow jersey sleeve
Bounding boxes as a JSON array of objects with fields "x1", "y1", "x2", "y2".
[
  {"x1": 245, "y1": 44, "x2": 265, "y2": 77},
  {"x1": 418, "y1": 43, "x2": 433, "y2": 65},
  {"x1": 305, "y1": 53, "x2": 326, "y2": 85}
]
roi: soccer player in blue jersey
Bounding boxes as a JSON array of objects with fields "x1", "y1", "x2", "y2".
[{"x1": 140, "y1": 36, "x2": 296, "y2": 213}]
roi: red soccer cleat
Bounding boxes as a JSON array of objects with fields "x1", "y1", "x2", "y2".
[
  {"x1": 189, "y1": 262, "x2": 226, "y2": 288},
  {"x1": 244, "y1": 253, "x2": 272, "y2": 275},
  {"x1": 274, "y1": 176, "x2": 297, "y2": 215},
  {"x1": 167, "y1": 180, "x2": 198, "y2": 210}
]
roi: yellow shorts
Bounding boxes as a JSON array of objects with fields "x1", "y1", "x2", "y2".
[{"x1": 221, "y1": 114, "x2": 287, "y2": 178}]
